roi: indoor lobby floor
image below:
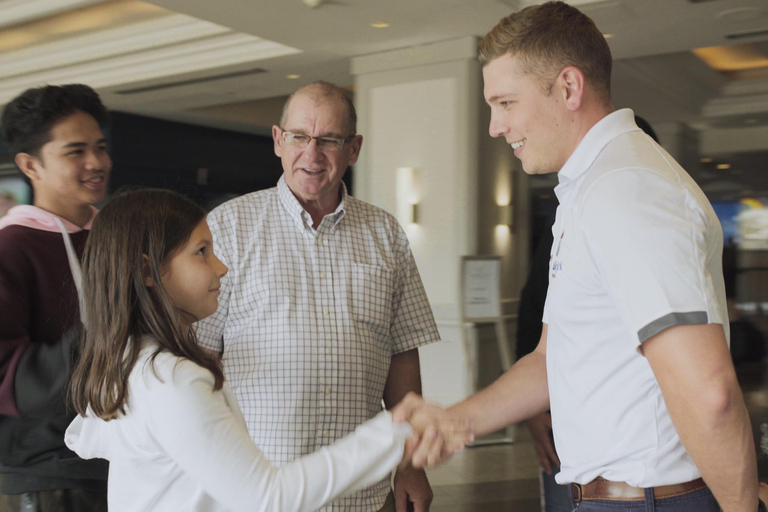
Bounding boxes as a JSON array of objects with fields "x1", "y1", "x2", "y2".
[
  {"x1": 427, "y1": 429, "x2": 541, "y2": 512},
  {"x1": 426, "y1": 357, "x2": 768, "y2": 512}
]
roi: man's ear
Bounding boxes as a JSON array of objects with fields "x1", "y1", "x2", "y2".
[
  {"x1": 142, "y1": 254, "x2": 155, "y2": 287},
  {"x1": 272, "y1": 125, "x2": 283, "y2": 158},
  {"x1": 15, "y1": 153, "x2": 41, "y2": 182},
  {"x1": 559, "y1": 66, "x2": 585, "y2": 112},
  {"x1": 347, "y1": 134, "x2": 363, "y2": 166}
]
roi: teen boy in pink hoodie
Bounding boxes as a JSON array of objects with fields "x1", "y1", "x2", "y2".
[{"x1": 0, "y1": 84, "x2": 111, "y2": 511}]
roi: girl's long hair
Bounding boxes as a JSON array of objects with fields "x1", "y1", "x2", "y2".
[{"x1": 70, "y1": 188, "x2": 224, "y2": 420}]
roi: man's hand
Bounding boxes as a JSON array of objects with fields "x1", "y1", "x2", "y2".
[
  {"x1": 760, "y1": 482, "x2": 768, "y2": 508},
  {"x1": 526, "y1": 411, "x2": 560, "y2": 475},
  {"x1": 392, "y1": 392, "x2": 473, "y2": 468},
  {"x1": 394, "y1": 465, "x2": 433, "y2": 512}
]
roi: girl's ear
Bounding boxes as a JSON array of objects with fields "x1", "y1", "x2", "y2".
[{"x1": 142, "y1": 254, "x2": 155, "y2": 287}]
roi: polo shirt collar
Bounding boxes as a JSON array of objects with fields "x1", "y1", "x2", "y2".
[
  {"x1": 276, "y1": 174, "x2": 347, "y2": 231},
  {"x1": 557, "y1": 108, "x2": 638, "y2": 187}
]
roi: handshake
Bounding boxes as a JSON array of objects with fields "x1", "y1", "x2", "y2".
[{"x1": 391, "y1": 392, "x2": 474, "y2": 469}]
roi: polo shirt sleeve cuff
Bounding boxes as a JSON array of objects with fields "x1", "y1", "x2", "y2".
[{"x1": 637, "y1": 311, "x2": 712, "y2": 343}]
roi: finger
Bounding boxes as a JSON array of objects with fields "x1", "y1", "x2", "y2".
[
  {"x1": 543, "y1": 441, "x2": 561, "y2": 469},
  {"x1": 413, "y1": 497, "x2": 428, "y2": 512},
  {"x1": 400, "y1": 436, "x2": 417, "y2": 469},
  {"x1": 533, "y1": 443, "x2": 552, "y2": 474},
  {"x1": 425, "y1": 431, "x2": 444, "y2": 468},
  {"x1": 411, "y1": 425, "x2": 438, "y2": 469},
  {"x1": 394, "y1": 479, "x2": 408, "y2": 512},
  {"x1": 759, "y1": 482, "x2": 768, "y2": 504}
]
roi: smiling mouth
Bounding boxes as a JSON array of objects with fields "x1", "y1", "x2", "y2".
[
  {"x1": 299, "y1": 168, "x2": 324, "y2": 175},
  {"x1": 509, "y1": 139, "x2": 525, "y2": 150},
  {"x1": 83, "y1": 175, "x2": 106, "y2": 187}
]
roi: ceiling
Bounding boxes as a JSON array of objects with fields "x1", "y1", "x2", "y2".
[{"x1": 1, "y1": 0, "x2": 768, "y2": 197}]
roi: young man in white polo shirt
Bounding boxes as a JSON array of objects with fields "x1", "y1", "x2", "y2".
[{"x1": 445, "y1": 2, "x2": 766, "y2": 511}]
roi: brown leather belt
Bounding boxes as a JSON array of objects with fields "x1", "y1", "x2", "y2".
[{"x1": 570, "y1": 477, "x2": 707, "y2": 502}]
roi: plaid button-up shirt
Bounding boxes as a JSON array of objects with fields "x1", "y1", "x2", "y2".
[{"x1": 198, "y1": 176, "x2": 440, "y2": 511}]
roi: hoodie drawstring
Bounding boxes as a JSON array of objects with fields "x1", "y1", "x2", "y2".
[{"x1": 53, "y1": 217, "x2": 85, "y2": 324}]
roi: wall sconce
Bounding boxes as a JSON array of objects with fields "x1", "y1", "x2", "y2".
[
  {"x1": 396, "y1": 167, "x2": 419, "y2": 225},
  {"x1": 497, "y1": 203, "x2": 513, "y2": 229},
  {"x1": 495, "y1": 168, "x2": 515, "y2": 230}
]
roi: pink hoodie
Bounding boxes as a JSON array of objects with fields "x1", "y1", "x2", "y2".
[{"x1": 0, "y1": 205, "x2": 97, "y2": 233}]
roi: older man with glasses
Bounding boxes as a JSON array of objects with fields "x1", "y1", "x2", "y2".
[{"x1": 196, "y1": 81, "x2": 440, "y2": 512}]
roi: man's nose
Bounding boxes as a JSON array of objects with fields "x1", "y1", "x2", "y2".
[
  {"x1": 84, "y1": 149, "x2": 108, "y2": 170},
  {"x1": 302, "y1": 138, "x2": 326, "y2": 160},
  {"x1": 488, "y1": 111, "x2": 507, "y2": 138}
]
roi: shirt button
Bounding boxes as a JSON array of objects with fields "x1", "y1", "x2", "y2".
[
  {"x1": 323, "y1": 310, "x2": 329, "y2": 316},
  {"x1": 326, "y1": 348, "x2": 332, "y2": 355},
  {"x1": 325, "y1": 388, "x2": 331, "y2": 395},
  {"x1": 317, "y1": 236, "x2": 324, "y2": 244},
  {"x1": 323, "y1": 430, "x2": 329, "y2": 436},
  {"x1": 320, "y1": 273, "x2": 326, "y2": 278}
]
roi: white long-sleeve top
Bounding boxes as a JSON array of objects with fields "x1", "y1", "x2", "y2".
[{"x1": 65, "y1": 345, "x2": 411, "y2": 512}]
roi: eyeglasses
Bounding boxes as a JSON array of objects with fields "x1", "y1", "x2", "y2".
[{"x1": 279, "y1": 129, "x2": 355, "y2": 152}]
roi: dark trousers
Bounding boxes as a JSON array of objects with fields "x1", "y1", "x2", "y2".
[
  {"x1": 568, "y1": 486, "x2": 719, "y2": 512},
  {"x1": 1, "y1": 488, "x2": 107, "y2": 512}
]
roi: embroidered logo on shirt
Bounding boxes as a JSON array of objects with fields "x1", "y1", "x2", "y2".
[{"x1": 551, "y1": 231, "x2": 564, "y2": 278}]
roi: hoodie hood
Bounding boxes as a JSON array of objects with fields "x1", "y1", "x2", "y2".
[
  {"x1": 0, "y1": 205, "x2": 97, "y2": 233},
  {"x1": 65, "y1": 412, "x2": 115, "y2": 461}
]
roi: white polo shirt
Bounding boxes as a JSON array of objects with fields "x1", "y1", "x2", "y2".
[{"x1": 543, "y1": 109, "x2": 728, "y2": 487}]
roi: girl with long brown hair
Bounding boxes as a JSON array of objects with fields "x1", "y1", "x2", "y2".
[{"x1": 66, "y1": 189, "x2": 469, "y2": 512}]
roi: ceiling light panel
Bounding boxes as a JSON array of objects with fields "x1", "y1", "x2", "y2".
[{"x1": 0, "y1": 1, "x2": 300, "y2": 106}]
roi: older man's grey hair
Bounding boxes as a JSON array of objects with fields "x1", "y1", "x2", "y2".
[{"x1": 279, "y1": 81, "x2": 357, "y2": 136}]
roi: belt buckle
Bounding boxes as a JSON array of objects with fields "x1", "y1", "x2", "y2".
[{"x1": 572, "y1": 483, "x2": 582, "y2": 502}]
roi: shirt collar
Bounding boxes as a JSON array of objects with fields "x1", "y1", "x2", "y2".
[
  {"x1": 557, "y1": 108, "x2": 639, "y2": 187},
  {"x1": 276, "y1": 175, "x2": 347, "y2": 232}
]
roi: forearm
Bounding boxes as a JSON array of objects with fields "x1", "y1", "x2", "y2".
[
  {"x1": 383, "y1": 348, "x2": 422, "y2": 409},
  {"x1": 449, "y1": 349, "x2": 549, "y2": 437},
  {"x1": 261, "y1": 412, "x2": 410, "y2": 512},
  {"x1": 14, "y1": 324, "x2": 80, "y2": 417},
  {"x1": 667, "y1": 376, "x2": 757, "y2": 511},
  {"x1": 644, "y1": 324, "x2": 758, "y2": 512}
]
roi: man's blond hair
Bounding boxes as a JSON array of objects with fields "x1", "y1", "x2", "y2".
[{"x1": 478, "y1": 1, "x2": 612, "y2": 103}]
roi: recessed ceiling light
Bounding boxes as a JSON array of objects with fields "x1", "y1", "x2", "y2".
[
  {"x1": 286, "y1": 74, "x2": 300, "y2": 79},
  {"x1": 700, "y1": 157, "x2": 714, "y2": 163},
  {"x1": 717, "y1": 163, "x2": 731, "y2": 169},
  {"x1": 603, "y1": 33, "x2": 614, "y2": 39},
  {"x1": 371, "y1": 22, "x2": 390, "y2": 28}
]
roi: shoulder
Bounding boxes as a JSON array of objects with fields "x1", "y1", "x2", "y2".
[
  {"x1": 210, "y1": 188, "x2": 276, "y2": 218},
  {"x1": 0, "y1": 224, "x2": 44, "y2": 247},
  {"x1": 207, "y1": 188, "x2": 277, "y2": 238},
  {"x1": 132, "y1": 347, "x2": 216, "y2": 395},
  {"x1": 0, "y1": 225, "x2": 49, "y2": 272},
  {"x1": 578, "y1": 133, "x2": 692, "y2": 220}
]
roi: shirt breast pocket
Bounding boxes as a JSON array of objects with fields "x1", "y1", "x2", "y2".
[{"x1": 350, "y1": 263, "x2": 396, "y2": 338}]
